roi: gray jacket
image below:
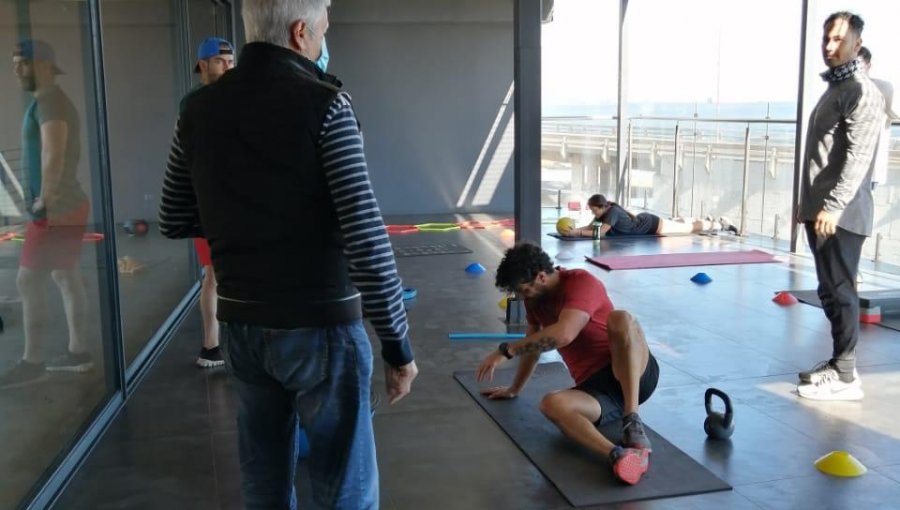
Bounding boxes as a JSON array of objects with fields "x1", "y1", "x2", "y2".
[{"x1": 799, "y1": 71, "x2": 885, "y2": 236}]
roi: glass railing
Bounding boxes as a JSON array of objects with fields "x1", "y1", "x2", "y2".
[
  {"x1": 625, "y1": 116, "x2": 797, "y2": 240},
  {"x1": 541, "y1": 115, "x2": 900, "y2": 270},
  {"x1": 541, "y1": 116, "x2": 618, "y2": 225}
]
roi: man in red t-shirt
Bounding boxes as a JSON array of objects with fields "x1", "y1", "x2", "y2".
[{"x1": 476, "y1": 242, "x2": 659, "y2": 485}]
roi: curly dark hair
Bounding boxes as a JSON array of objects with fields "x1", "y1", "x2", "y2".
[{"x1": 495, "y1": 242, "x2": 555, "y2": 292}]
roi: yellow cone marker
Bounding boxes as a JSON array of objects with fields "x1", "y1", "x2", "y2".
[{"x1": 814, "y1": 451, "x2": 867, "y2": 477}]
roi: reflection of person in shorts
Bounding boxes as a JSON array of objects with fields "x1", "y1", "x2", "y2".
[
  {"x1": 0, "y1": 40, "x2": 91, "y2": 389},
  {"x1": 476, "y1": 242, "x2": 659, "y2": 485},
  {"x1": 180, "y1": 37, "x2": 234, "y2": 367}
]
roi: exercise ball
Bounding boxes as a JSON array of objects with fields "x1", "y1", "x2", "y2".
[{"x1": 556, "y1": 217, "x2": 576, "y2": 236}]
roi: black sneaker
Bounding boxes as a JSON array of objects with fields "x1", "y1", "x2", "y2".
[
  {"x1": 799, "y1": 360, "x2": 858, "y2": 384},
  {"x1": 622, "y1": 413, "x2": 652, "y2": 452},
  {"x1": 46, "y1": 351, "x2": 94, "y2": 373},
  {"x1": 0, "y1": 360, "x2": 49, "y2": 389},
  {"x1": 718, "y1": 216, "x2": 739, "y2": 235},
  {"x1": 197, "y1": 346, "x2": 225, "y2": 368}
]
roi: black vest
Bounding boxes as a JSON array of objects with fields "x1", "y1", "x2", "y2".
[{"x1": 179, "y1": 42, "x2": 361, "y2": 328}]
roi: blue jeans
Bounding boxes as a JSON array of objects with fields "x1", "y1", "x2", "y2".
[{"x1": 220, "y1": 320, "x2": 378, "y2": 510}]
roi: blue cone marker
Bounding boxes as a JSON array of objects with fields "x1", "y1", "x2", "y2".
[
  {"x1": 691, "y1": 272, "x2": 712, "y2": 284},
  {"x1": 465, "y1": 263, "x2": 486, "y2": 274}
]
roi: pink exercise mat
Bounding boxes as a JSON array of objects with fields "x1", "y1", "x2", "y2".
[{"x1": 586, "y1": 249, "x2": 778, "y2": 270}]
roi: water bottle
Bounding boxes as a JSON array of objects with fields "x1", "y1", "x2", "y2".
[{"x1": 591, "y1": 221, "x2": 600, "y2": 240}]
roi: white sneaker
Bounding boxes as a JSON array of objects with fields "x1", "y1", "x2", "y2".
[
  {"x1": 797, "y1": 369, "x2": 864, "y2": 401},
  {"x1": 799, "y1": 360, "x2": 859, "y2": 384}
]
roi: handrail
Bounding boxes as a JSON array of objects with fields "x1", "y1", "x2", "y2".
[
  {"x1": 542, "y1": 115, "x2": 614, "y2": 121},
  {"x1": 625, "y1": 116, "x2": 796, "y2": 124},
  {"x1": 543, "y1": 116, "x2": 900, "y2": 126}
]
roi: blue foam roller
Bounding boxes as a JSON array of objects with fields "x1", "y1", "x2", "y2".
[{"x1": 448, "y1": 332, "x2": 527, "y2": 341}]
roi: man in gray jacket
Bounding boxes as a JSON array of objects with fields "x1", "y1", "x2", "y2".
[{"x1": 797, "y1": 11, "x2": 884, "y2": 401}]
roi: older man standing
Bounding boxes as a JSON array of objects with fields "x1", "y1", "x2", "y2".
[
  {"x1": 797, "y1": 11, "x2": 884, "y2": 401},
  {"x1": 159, "y1": 1, "x2": 418, "y2": 508}
]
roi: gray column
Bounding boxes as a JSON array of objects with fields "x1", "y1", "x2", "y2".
[
  {"x1": 514, "y1": 0, "x2": 542, "y2": 243},
  {"x1": 615, "y1": 0, "x2": 630, "y2": 203},
  {"x1": 791, "y1": 0, "x2": 813, "y2": 252}
]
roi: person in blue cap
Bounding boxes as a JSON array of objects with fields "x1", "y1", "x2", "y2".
[
  {"x1": 0, "y1": 40, "x2": 92, "y2": 388},
  {"x1": 180, "y1": 37, "x2": 235, "y2": 368},
  {"x1": 195, "y1": 37, "x2": 235, "y2": 86}
]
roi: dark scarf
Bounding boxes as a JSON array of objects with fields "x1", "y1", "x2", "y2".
[{"x1": 820, "y1": 57, "x2": 861, "y2": 82}]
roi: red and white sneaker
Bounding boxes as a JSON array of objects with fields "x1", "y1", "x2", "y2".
[{"x1": 609, "y1": 446, "x2": 651, "y2": 485}]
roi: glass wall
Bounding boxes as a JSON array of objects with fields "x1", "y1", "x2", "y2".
[
  {"x1": 0, "y1": 0, "x2": 233, "y2": 506},
  {"x1": 101, "y1": 0, "x2": 197, "y2": 367},
  {"x1": 0, "y1": 1, "x2": 117, "y2": 507},
  {"x1": 540, "y1": 0, "x2": 620, "y2": 227},
  {"x1": 623, "y1": 0, "x2": 802, "y2": 235}
]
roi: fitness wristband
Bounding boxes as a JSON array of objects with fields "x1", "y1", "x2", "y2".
[{"x1": 498, "y1": 342, "x2": 514, "y2": 359}]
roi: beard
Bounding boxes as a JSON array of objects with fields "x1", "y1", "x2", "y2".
[
  {"x1": 207, "y1": 71, "x2": 225, "y2": 84},
  {"x1": 18, "y1": 76, "x2": 36, "y2": 91}
]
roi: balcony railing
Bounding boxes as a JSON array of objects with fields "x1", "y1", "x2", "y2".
[{"x1": 542, "y1": 116, "x2": 900, "y2": 267}]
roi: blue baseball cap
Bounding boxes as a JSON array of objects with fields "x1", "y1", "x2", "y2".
[
  {"x1": 13, "y1": 39, "x2": 64, "y2": 74},
  {"x1": 194, "y1": 37, "x2": 234, "y2": 73}
]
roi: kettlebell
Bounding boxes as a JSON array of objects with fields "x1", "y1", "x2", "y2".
[{"x1": 704, "y1": 388, "x2": 735, "y2": 440}]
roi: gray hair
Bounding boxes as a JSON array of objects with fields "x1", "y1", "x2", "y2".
[{"x1": 242, "y1": 0, "x2": 331, "y2": 47}]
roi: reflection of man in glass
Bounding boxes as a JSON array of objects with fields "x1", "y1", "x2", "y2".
[
  {"x1": 0, "y1": 40, "x2": 91, "y2": 389},
  {"x1": 858, "y1": 46, "x2": 898, "y2": 189},
  {"x1": 796, "y1": 12, "x2": 884, "y2": 401},
  {"x1": 182, "y1": 37, "x2": 235, "y2": 368}
]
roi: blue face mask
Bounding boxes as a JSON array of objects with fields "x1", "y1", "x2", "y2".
[{"x1": 316, "y1": 39, "x2": 329, "y2": 72}]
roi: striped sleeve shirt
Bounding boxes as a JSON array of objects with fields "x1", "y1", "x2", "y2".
[
  {"x1": 158, "y1": 91, "x2": 413, "y2": 366},
  {"x1": 159, "y1": 118, "x2": 202, "y2": 239},
  {"x1": 319, "y1": 93, "x2": 412, "y2": 365}
]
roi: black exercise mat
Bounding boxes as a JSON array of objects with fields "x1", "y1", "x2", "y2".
[
  {"x1": 546, "y1": 232, "x2": 714, "y2": 242},
  {"x1": 393, "y1": 243, "x2": 472, "y2": 258},
  {"x1": 454, "y1": 363, "x2": 731, "y2": 506},
  {"x1": 547, "y1": 232, "x2": 664, "y2": 241},
  {"x1": 785, "y1": 289, "x2": 900, "y2": 333}
]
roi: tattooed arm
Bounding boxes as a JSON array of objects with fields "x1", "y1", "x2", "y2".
[
  {"x1": 476, "y1": 309, "x2": 591, "y2": 384},
  {"x1": 506, "y1": 308, "x2": 590, "y2": 357},
  {"x1": 480, "y1": 323, "x2": 540, "y2": 398}
]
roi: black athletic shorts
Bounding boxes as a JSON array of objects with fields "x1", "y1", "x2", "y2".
[{"x1": 574, "y1": 354, "x2": 659, "y2": 426}]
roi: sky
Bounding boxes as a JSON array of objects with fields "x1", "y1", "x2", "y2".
[{"x1": 542, "y1": 0, "x2": 900, "y2": 109}]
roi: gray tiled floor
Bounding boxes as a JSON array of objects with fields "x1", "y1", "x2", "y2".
[{"x1": 54, "y1": 216, "x2": 900, "y2": 509}]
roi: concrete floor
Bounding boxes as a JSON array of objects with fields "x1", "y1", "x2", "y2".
[{"x1": 53, "y1": 215, "x2": 900, "y2": 509}]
